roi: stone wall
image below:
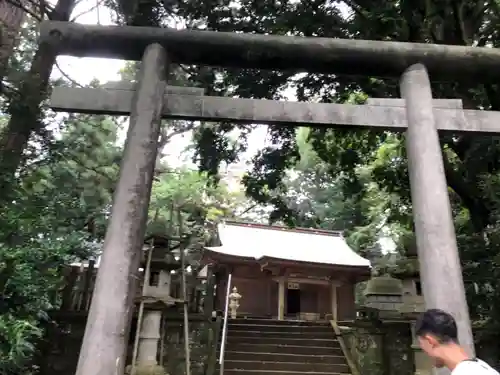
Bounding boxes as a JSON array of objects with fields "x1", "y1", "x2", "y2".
[
  {"x1": 160, "y1": 319, "x2": 213, "y2": 375},
  {"x1": 35, "y1": 316, "x2": 86, "y2": 375},
  {"x1": 384, "y1": 322, "x2": 414, "y2": 375},
  {"x1": 36, "y1": 313, "x2": 215, "y2": 375},
  {"x1": 340, "y1": 319, "x2": 414, "y2": 375}
]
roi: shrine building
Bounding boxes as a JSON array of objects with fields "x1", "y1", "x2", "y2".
[{"x1": 203, "y1": 221, "x2": 371, "y2": 321}]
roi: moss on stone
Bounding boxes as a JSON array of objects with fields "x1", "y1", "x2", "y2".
[
  {"x1": 126, "y1": 364, "x2": 168, "y2": 375},
  {"x1": 364, "y1": 275, "x2": 403, "y2": 296},
  {"x1": 342, "y1": 321, "x2": 414, "y2": 375}
]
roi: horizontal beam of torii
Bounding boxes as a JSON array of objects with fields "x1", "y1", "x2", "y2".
[
  {"x1": 50, "y1": 85, "x2": 500, "y2": 134},
  {"x1": 39, "y1": 21, "x2": 500, "y2": 82}
]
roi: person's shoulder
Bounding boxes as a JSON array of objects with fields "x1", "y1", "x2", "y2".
[
  {"x1": 453, "y1": 359, "x2": 499, "y2": 375},
  {"x1": 475, "y1": 358, "x2": 499, "y2": 374}
]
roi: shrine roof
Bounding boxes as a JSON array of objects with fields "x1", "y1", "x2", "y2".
[{"x1": 205, "y1": 221, "x2": 371, "y2": 268}]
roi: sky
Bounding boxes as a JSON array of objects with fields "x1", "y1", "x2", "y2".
[{"x1": 54, "y1": 2, "x2": 123, "y2": 84}]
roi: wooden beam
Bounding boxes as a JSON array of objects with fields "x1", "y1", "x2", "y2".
[
  {"x1": 330, "y1": 284, "x2": 338, "y2": 321},
  {"x1": 39, "y1": 21, "x2": 500, "y2": 82},
  {"x1": 278, "y1": 277, "x2": 285, "y2": 320},
  {"x1": 49, "y1": 87, "x2": 500, "y2": 134}
]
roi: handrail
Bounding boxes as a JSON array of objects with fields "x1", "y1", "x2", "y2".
[{"x1": 219, "y1": 273, "x2": 232, "y2": 375}]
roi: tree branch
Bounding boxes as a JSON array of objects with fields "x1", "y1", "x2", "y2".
[
  {"x1": 234, "y1": 202, "x2": 259, "y2": 217},
  {"x1": 4, "y1": 0, "x2": 42, "y2": 20},
  {"x1": 451, "y1": 0, "x2": 468, "y2": 45},
  {"x1": 54, "y1": 60, "x2": 85, "y2": 87},
  {"x1": 70, "y1": 0, "x2": 105, "y2": 22}
]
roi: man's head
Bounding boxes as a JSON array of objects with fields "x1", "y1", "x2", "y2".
[{"x1": 415, "y1": 309, "x2": 459, "y2": 367}]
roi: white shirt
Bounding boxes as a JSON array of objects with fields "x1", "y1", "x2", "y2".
[{"x1": 452, "y1": 359, "x2": 499, "y2": 375}]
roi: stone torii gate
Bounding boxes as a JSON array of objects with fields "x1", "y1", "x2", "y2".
[{"x1": 39, "y1": 20, "x2": 500, "y2": 375}]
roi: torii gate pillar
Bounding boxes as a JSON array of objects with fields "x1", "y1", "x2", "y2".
[
  {"x1": 75, "y1": 43, "x2": 169, "y2": 375},
  {"x1": 401, "y1": 63, "x2": 474, "y2": 359}
]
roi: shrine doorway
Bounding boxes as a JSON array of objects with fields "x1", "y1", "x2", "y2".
[{"x1": 287, "y1": 288, "x2": 301, "y2": 315}]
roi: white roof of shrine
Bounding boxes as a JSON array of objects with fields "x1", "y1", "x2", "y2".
[{"x1": 205, "y1": 222, "x2": 371, "y2": 268}]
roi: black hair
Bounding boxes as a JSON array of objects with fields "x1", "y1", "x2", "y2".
[{"x1": 415, "y1": 309, "x2": 459, "y2": 344}]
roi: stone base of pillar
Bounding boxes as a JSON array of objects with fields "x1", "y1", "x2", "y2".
[
  {"x1": 137, "y1": 310, "x2": 162, "y2": 365},
  {"x1": 412, "y1": 346, "x2": 433, "y2": 375},
  {"x1": 126, "y1": 363, "x2": 168, "y2": 375}
]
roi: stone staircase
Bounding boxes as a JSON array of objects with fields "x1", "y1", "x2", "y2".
[{"x1": 218, "y1": 318, "x2": 351, "y2": 375}]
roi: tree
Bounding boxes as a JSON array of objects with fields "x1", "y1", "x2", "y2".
[
  {"x1": 0, "y1": 108, "x2": 127, "y2": 373},
  {"x1": 0, "y1": 18, "x2": 127, "y2": 367},
  {"x1": 0, "y1": 0, "x2": 24, "y2": 84},
  {"x1": 148, "y1": 168, "x2": 224, "y2": 245},
  {"x1": 270, "y1": 126, "x2": 401, "y2": 259},
  {"x1": 0, "y1": 0, "x2": 76, "y2": 199}
]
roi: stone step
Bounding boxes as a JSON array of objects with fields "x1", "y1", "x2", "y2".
[
  {"x1": 219, "y1": 343, "x2": 344, "y2": 356},
  {"x1": 222, "y1": 369, "x2": 350, "y2": 375},
  {"x1": 227, "y1": 323, "x2": 331, "y2": 333},
  {"x1": 224, "y1": 351, "x2": 347, "y2": 365},
  {"x1": 227, "y1": 330, "x2": 333, "y2": 339},
  {"x1": 221, "y1": 360, "x2": 349, "y2": 373},
  {"x1": 226, "y1": 336, "x2": 340, "y2": 347},
  {"x1": 228, "y1": 319, "x2": 331, "y2": 327}
]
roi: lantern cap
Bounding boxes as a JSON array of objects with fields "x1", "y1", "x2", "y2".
[{"x1": 364, "y1": 274, "x2": 403, "y2": 296}]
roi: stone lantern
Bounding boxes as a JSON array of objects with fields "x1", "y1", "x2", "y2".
[
  {"x1": 395, "y1": 239, "x2": 424, "y2": 306},
  {"x1": 229, "y1": 286, "x2": 242, "y2": 319},
  {"x1": 136, "y1": 235, "x2": 182, "y2": 370},
  {"x1": 395, "y1": 240, "x2": 432, "y2": 375},
  {"x1": 364, "y1": 274, "x2": 403, "y2": 319}
]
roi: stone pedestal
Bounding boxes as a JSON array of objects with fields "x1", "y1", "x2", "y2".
[
  {"x1": 137, "y1": 310, "x2": 162, "y2": 365},
  {"x1": 345, "y1": 324, "x2": 385, "y2": 375},
  {"x1": 399, "y1": 293, "x2": 430, "y2": 375},
  {"x1": 413, "y1": 348, "x2": 433, "y2": 375},
  {"x1": 136, "y1": 269, "x2": 172, "y2": 366},
  {"x1": 158, "y1": 270, "x2": 171, "y2": 294},
  {"x1": 410, "y1": 321, "x2": 433, "y2": 375}
]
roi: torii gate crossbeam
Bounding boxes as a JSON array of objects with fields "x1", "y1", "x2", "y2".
[{"x1": 40, "y1": 20, "x2": 500, "y2": 81}]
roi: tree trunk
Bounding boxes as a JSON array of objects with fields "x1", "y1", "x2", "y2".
[
  {"x1": 0, "y1": 0, "x2": 75, "y2": 195},
  {"x1": 0, "y1": 0, "x2": 25, "y2": 84},
  {"x1": 40, "y1": 20, "x2": 500, "y2": 82}
]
